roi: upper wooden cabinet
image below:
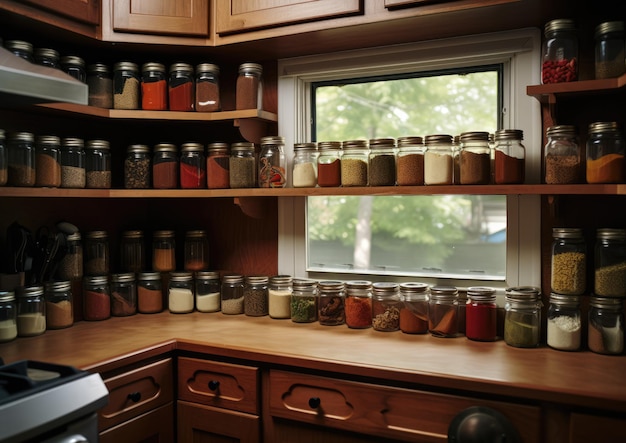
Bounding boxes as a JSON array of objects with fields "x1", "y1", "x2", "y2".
[
  {"x1": 215, "y1": 0, "x2": 363, "y2": 35},
  {"x1": 110, "y1": 0, "x2": 209, "y2": 37},
  {"x1": 20, "y1": 0, "x2": 99, "y2": 25}
]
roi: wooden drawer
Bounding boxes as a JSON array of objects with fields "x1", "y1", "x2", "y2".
[
  {"x1": 268, "y1": 370, "x2": 541, "y2": 443},
  {"x1": 98, "y1": 358, "x2": 174, "y2": 432},
  {"x1": 99, "y1": 402, "x2": 174, "y2": 443},
  {"x1": 178, "y1": 356, "x2": 260, "y2": 415},
  {"x1": 569, "y1": 412, "x2": 626, "y2": 443}
]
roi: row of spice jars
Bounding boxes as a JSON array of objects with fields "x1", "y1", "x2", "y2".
[
  {"x1": 295, "y1": 130, "x2": 525, "y2": 188},
  {"x1": 0, "y1": 131, "x2": 111, "y2": 188},
  {"x1": 541, "y1": 19, "x2": 625, "y2": 84},
  {"x1": 551, "y1": 227, "x2": 626, "y2": 297},
  {"x1": 56, "y1": 228, "x2": 210, "y2": 281},
  {"x1": 544, "y1": 122, "x2": 625, "y2": 184}
]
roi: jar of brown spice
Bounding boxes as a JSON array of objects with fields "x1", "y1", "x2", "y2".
[
  {"x1": 195, "y1": 63, "x2": 221, "y2": 112},
  {"x1": 206, "y1": 142, "x2": 230, "y2": 189},
  {"x1": 110, "y1": 273, "x2": 137, "y2": 316},
  {"x1": 153, "y1": 143, "x2": 178, "y2": 189},
  {"x1": 113, "y1": 61, "x2": 140, "y2": 110},
  {"x1": 494, "y1": 129, "x2": 525, "y2": 184},
  {"x1": 396, "y1": 136, "x2": 425, "y2": 186},
  {"x1": 83, "y1": 275, "x2": 110, "y2": 321},
  {"x1": 544, "y1": 125, "x2": 581, "y2": 184},
  {"x1": 35, "y1": 135, "x2": 61, "y2": 188},
  {"x1": 44, "y1": 280, "x2": 73, "y2": 329},
  {"x1": 236, "y1": 62, "x2": 263, "y2": 110},
  {"x1": 459, "y1": 131, "x2": 491, "y2": 185},
  {"x1": 7, "y1": 131, "x2": 36, "y2": 187}
]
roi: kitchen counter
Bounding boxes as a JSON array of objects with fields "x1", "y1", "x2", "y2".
[{"x1": 1, "y1": 311, "x2": 625, "y2": 413}]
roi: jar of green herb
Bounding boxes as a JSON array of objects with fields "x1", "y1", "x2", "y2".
[{"x1": 504, "y1": 286, "x2": 542, "y2": 348}]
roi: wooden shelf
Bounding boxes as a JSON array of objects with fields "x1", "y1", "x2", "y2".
[
  {"x1": 526, "y1": 73, "x2": 626, "y2": 104},
  {"x1": 2, "y1": 184, "x2": 626, "y2": 198}
]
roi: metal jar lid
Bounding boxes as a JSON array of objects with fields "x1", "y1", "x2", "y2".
[
  {"x1": 5, "y1": 40, "x2": 33, "y2": 53},
  {"x1": 373, "y1": 282, "x2": 400, "y2": 295},
  {"x1": 294, "y1": 142, "x2": 317, "y2": 152},
  {"x1": 138, "y1": 272, "x2": 161, "y2": 281},
  {"x1": 270, "y1": 275, "x2": 293, "y2": 285},
  {"x1": 467, "y1": 286, "x2": 496, "y2": 301},
  {"x1": 154, "y1": 143, "x2": 177, "y2": 153},
  {"x1": 318, "y1": 280, "x2": 344, "y2": 291},
  {"x1": 122, "y1": 230, "x2": 143, "y2": 239},
  {"x1": 34, "y1": 48, "x2": 59, "y2": 61},
  {"x1": 16, "y1": 285, "x2": 44, "y2": 298},
  {"x1": 142, "y1": 62, "x2": 165, "y2": 73},
  {"x1": 369, "y1": 138, "x2": 396, "y2": 149},
  {"x1": 342, "y1": 139, "x2": 369, "y2": 150},
  {"x1": 397, "y1": 136, "x2": 424, "y2": 147},
  {"x1": 36, "y1": 135, "x2": 61, "y2": 146},
  {"x1": 245, "y1": 275, "x2": 269, "y2": 285},
  {"x1": 544, "y1": 19, "x2": 576, "y2": 35},
  {"x1": 45, "y1": 280, "x2": 71, "y2": 292},
  {"x1": 196, "y1": 63, "x2": 220, "y2": 75},
  {"x1": 222, "y1": 274, "x2": 244, "y2": 284},
  {"x1": 0, "y1": 291, "x2": 15, "y2": 302},
  {"x1": 111, "y1": 273, "x2": 135, "y2": 283},
  {"x1": 185, "y1": 230, "x2": 207, "y2": 238},
  {"x1": 318, "y1": 141, "x2": 342, "y2": 151},
  {"x1": 590, "y1": 296, "x2": 623, "y2": 309},
  {"x1": 399, "y1": 282, "x2": 429, "y2": 294},
  {"x1": 170, "y1": 272, "x2": 193, "y2": 282},
  {"x1": 238, "y1": 62, "x2": 262, "y2": 75},
  {"x1": 196, "y1": 271, "x2": 220, "y2": 280},
  {"x1": 460, "y1": 131, "x2": 490, "y2": 142},
  {"x1": 62, "y1": 137, "x2": 85, "y2": 149},
  {"x1": 169, "y1": 63, "x2": 194, "y2": 74},
  {"x1": 114, "y1": 61, "x2": 139, "y2": 73},
  {"x1": 60, "y1": 55, "x2": 85, "y2": 68},
  {"x1": 230, "y1": 142, "x2": 255, "y2": 153},
  {"x1": 425, "y1": 134, "x2": 454, "y2": 145},
  {"x1": 9, "y1": 132, "x2": 35, "y2": 143},
  {"x1": 127, "y1": 144, "x2": 150, "y2": 154},
  {"x1": 549, "y1": 292, "x2": 580, "y2": 305},
  {"x1": 87, "y1": 63, "x2": 110, "y2": 75},
  {"x1": 552, "y1": 227, "x2": 583, "y2": 238},
  {"x1": 595, "y1": 21, "x2": 624, "y2": 39},
  {"x1": 588, "y1": 121, "x2": 621, "y2": 135},
  {"x1": 293, "y1": 278, "x2": 318, "y2": 290},
  {"x1": 86, "y1": 230, "x2": 108, "y2": 239},
  {"x1": 86, "y1": 140, "x2": 110, "y2": 151},
  {"x1": 181, "y1": 142, "x2": 204, "y2": 153},
  {"x1": 596, "y1": 227, "x2": 626, "y2": 240},
  {"x1": 207, "y1": 142, "x2": 229, "y2": 154},
  {"x1": 495, "y1": 129, "x2": 523, "y2": 141},
  {"x1": 546, "y1": 125, "x2": 577, "y2": 138},
  {"x1": 429, "y1": 285, "x2": 458, "y2": 300},
  {"x1": 153, "y1": 230, "x2": 175, "y2": 238}
]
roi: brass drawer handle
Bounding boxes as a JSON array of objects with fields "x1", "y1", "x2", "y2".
[
  {"x1": 127, "y1": 391, "x2": 142, "y2": 403},
  {"x1": 208, "y1": 380, "x2": 220, "y2": 391},
  {"x1": 308, "y1": 397, "x2": 321, "y2": 409}
]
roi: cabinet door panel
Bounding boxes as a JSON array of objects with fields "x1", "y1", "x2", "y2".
[
  {"x1": 21, "y1": 0, "x2": 99, "y2": 24},
  {"x1": 216, "y1": 0, "x2": 362, "y2": 34},
  {"x1": 178, "y1": 400, "x2": 260, "y2": 443},
  {"x1": 113, "y1": 0, "x2": 209, "y2": 36},
  {"x1": 99, "y1": 402, "x2": 174, "y2": 443}
]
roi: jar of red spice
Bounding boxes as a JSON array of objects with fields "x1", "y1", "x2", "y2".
[
  {"x1": 345, "y1": 280, "x2": 372, "y2": 329},
  {"x1": 152, "y1": 143, "x2": 178, "y2": 189},
  {"x1": 141, "y1": 62, "x2": 167, "y2": 111},
  {"x1": 195, "y1": 63, "x2": 221, "y2": 112},
  {"x1": 83, "y1": 275, "x2": 110, "y2": 321},
  {"x1": 494, "y1": 129, "x2": 525, "y2": 184},
  {"x1": 428, "y1": 285, "x2": 459, "y2": 338},
  {"x1": 541, "y1": 19, "x2": 578, "y2": 84},
  {"x1": 206, "y1": 142, "x2": 230, "y2": 189},
  {"x1": 399, "y1": 282, "x2": 429, "y2": 334},
  {"x1": 180, "y1": 142, "x2": 206, "y2": 189},
  {"x1": 168, "y1": 63, "x2": 194, "y2": 111},
  {"x1": 236, "y1": 62, "x2": 263, "y2": 110},
  {"x1": 372, "y1": 282, "x2": 402, "y2": 332},
  {"x1": 317, "y1": 141, "x2": 342, "y2": 187},
  {"x1": 465, "y1": 286, "x2": 497, "y2": 342}
]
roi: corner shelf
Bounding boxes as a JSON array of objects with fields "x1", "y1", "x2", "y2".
[{"x1": 526, "y1": 73, "x2": 626, "y2": 104}]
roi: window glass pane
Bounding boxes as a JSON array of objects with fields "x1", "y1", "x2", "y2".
[{"x1": 308, "y1": 68, "x2": 506, "y2": 281}]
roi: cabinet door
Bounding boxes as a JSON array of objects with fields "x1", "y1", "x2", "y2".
[
  {"x1": 216, "y1": 0, "x2": 363, "y2": 35},
  {"x1": 20, "y1": 0, "x2": 99, "y2": 24},
  {"x1": 112, "y1": 0, "x2": 209, "y2": 37},
  {"x1": 99, "y1": 402, "x2": 174, "y2": 443},
  {"x1": 178, "y1": 400, "x2": 260, "y2": 443}
]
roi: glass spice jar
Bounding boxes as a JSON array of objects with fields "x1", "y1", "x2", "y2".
[
  {"x1": 152, "y1": 230, "x2": 176, "y2": 272},
  {"x1": 396, "y1": 136, "x2": 425, "y2": 186},
  {"x1": 60, "y1": 137, "x2": 86, "y2": 188},
  {"x1": 341, "y1": 139, "x2": 369, "y2": 187},
  {"x1": 317, "y1": 141, "x2": 342, "y2": 187},
  {"x1": 503, "y1": 286, "x2": 542, "y2": 348},
  {"x1": 125, "y1": 144, "x2": 151, "y2": 189},
  {"x1": 588, "y1": 296, "x2": 624, "y2": 355},
  {"x1": 586, "y1": 121, "x2": 625, "y2": 184},
  {"x1": 184, "y1": 230, "x2": 209, "y2": 272},
  {"x1": 120, "y1": 230, "x2": 145, "y2": 274},
  {"x1": 83, "y1": 275, "x2": 110, "y2": 321},
  {"x1": 57, "y1": 232, "x2": 83, "y2": 281},
  {"x1": 318, "y1": 280, "x2": 345, "y2": 326},
  {"x1": 236, "y1": 62, "x2": 263, "y2": 110},
  {"x1": 44, "y1": 280, "x2": 73, "y2": 330},
  {"x1": 551, "y1": 227, "x2": 586, "y2": 295},
  {"x1": 494, "y1": 129, "x2": 525, "y2": 184},
  {"x1": 0, "y1": 291, "x2": 17, "y2": 343},
  {"x1": 291, "y1": 278, "x2": 318, "y2": 323},
  {"x1": 34, "y1": 47, "x2": 60, "y2": 69},
  {"x1": 85, "y1": 139, "x2": 112, "y2": 189},
  {"x1": 259, "y1": 136, "x2": 286, "y2": 188},
  {"x1": 372, "y1": 282, "x2": 402, "y2": 332},
  {"x1": 541, "y1": 19, "x2": 578, "y2": 84},
  {"x1": 16, "y1": 286, "x2": 46, "y2": 337},
  {"x1": 459, "y1": 131, "x2": 491, "y2": 185},
  {"x1": 110, "y1": 273, "x2": 137, "y2": 316},
  {"x1": 180, "y1": 142, "x2": 206, "y2": 189},
  {"x1": 547, "y1": 293, "x2": 581, "y2": 351},
  {"x1": 229, "y1": 142, "x2": 256, "y2": 188},
  {"x1": 244, "y1": 275, "x2": 269, "y2": 317},
  {"x1": 0, "y1": 129, "x2": 7, "y2": 186},
  {"x1": 60, "y1": 55, "x2": 86, "y2": 83},
  {"x1": 594, "y1": 228, "x2": 626, "y2": 298},
  {"x1": 195, "y1": 63, "x2": 221, "y2": 112},
  {"x1": 465, "y1": 286, "x2": 497, "y2": 342},
  {"x1": 169, "y1": 272, "x2": 194, "y2": 314},
  {"x1": 195, "y1": 271, "x2": 220, "y2": 313},
  {"x1": 141, "y1": 62, "x2": 167, "y2": 111},
  {"x1": 399, "y1": 282, "x2": 429, "y2": 334},
  {"x1": 594, "y1": 21, "x2": 625, "y2": 80},
  {"x1": 221, "y1": 274, "x2": 244, "y2": 315},
  {"x1": 152, "y1": 143, "x2": 178, "y2": 189},
  {"x1": 7, "y1": 131, "x2": 36, "y2": 187},
  {"x1": 368, "y1": 138, "x2": 396, "y2": 186},
  {"x1": 292, "y1": 142, "x2": 318, "y2": 188},
  {"x1": 4, "y1": 40, "x2": 34, "y2": 62},
  {"x1": 87, "y1": 63, "x2": 113, "y2": 108},
  {"x1": 424, "y1": 134, "x2": 454, "y2": 185},
  {"x1": 268, "y1": 275, "x2": 292, "y2": 319},
  {"x1": 137, "y1": 272, "x2": 163, "y2": 314},
  {"x1": 206, "y1": 142, "x2": 230, "y2": 189},
  {"x1": 113, "y1": 61, "x2": 140, "y2": 110},
  {"x1": 544, "y1": 125, "x2": 581, "y2": 184},
  {"x1": 345, "y1": 280, "x2": 373, "y2": 329},
  {"x1": 84, "y1": 230, "x2": 109, "y2": 276},
  {"x1": 35, "y1": 135, "x2": 61, "y2": 188},
  {"x1": 168, "y1": 63, "x2": 194, "y2": 111},
  {"x1": 428, "y1": 285, "x2": 459, "y2": 337}
]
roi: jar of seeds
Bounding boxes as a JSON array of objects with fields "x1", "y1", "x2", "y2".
[
  {"x1": 113, "y1": 61, "x2": 140, "y2": 109},
  {"x1": 551, "y1": 228, "x2": 586, "y2": 295},
  {"x1": 85, "y1": 139, "x2": 112, "y2": 189},
  {"x1": 57, "y1": 232, "x2": 83, "y2": 281},
  {"x1": 60, "y1": 137, "x2": 86, "y2": 188},
  {"x1": 7, "y1": 132, "x2": 36, "y2": 187},
  {"x1": 341, "y1": 139, "x2": 369, "y2": 186},
  {"x1": 244, "y1": 275, "x2": 269, "y2": 316},
  {"x1": 221, "y1": 274, "x2": 244, "y2": 315},
  {"x1": 594, "y1": 228, "x2": 626, "y2": 297},
  {"x1": 544, "y1": 125, "x2": 581, "y2": 184},
  {"x1": 125, "y1": 144, "x2": 151, "y2": 188},
  {"x1": 34, "y1": 135, "x2": 61, "y2": 188}
]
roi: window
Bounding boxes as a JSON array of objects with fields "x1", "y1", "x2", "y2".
[{"x1": 277, "y1": 29, "x2": 543, "y2": 290}]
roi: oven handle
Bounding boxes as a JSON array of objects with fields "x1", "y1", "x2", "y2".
[{"x1": 56, "y1": 435, "x2": 89, "y2": 443}]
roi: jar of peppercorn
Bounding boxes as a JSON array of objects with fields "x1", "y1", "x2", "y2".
[
  {"x1": 125, "y1": 144, "x2": 151, "y2": 189},
  {"x1": 541, "y1": 19, "x2": 578, "y2": 84}
]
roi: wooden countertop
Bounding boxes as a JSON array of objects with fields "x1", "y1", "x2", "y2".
[{"x1": 1, "y1": 311, "x2": 625, "y2": 413}]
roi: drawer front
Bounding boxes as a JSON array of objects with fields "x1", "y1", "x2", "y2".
[
  {"x1": 569, "y1": 412, "x2": 626, "y2": 443},
  {"x1": 99, "y1": 402, "x2": 174, "y2": 443},
  {"x1": 269, "y1": 370, "x2": 541, "y2": 443},
  {"x1": 178, "y1": 357, "x2": 259, "y2": 415},
  {"x1": 99, "y1": 358, "x2": 174, "y2": 431}
]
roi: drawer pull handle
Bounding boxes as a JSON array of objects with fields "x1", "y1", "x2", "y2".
[
  {"x1": 127, "y1": 391, "x2": 142, "y2": 403},
  {"x1": 208, "y1": 380, "x2": 220, "y2": 391},
  {"x1": 308, "y1": 397, "x2": 321, "y2": 409}
]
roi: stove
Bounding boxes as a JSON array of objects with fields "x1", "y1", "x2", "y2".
[{"x1": 0, "y1": 359, "x2": 108, "y2": 443}]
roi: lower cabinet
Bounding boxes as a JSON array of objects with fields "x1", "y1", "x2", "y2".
[
  {"x1": 178, "y1": 401, "x2": 260, "y2": 442},
  {"x1": 99, "y1": 403, "x2": 174, "y2": 443}
]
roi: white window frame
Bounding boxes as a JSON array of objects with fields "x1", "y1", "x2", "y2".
[{"x1": 276, "y1": 28, "x2": 542, "y2": 291}]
